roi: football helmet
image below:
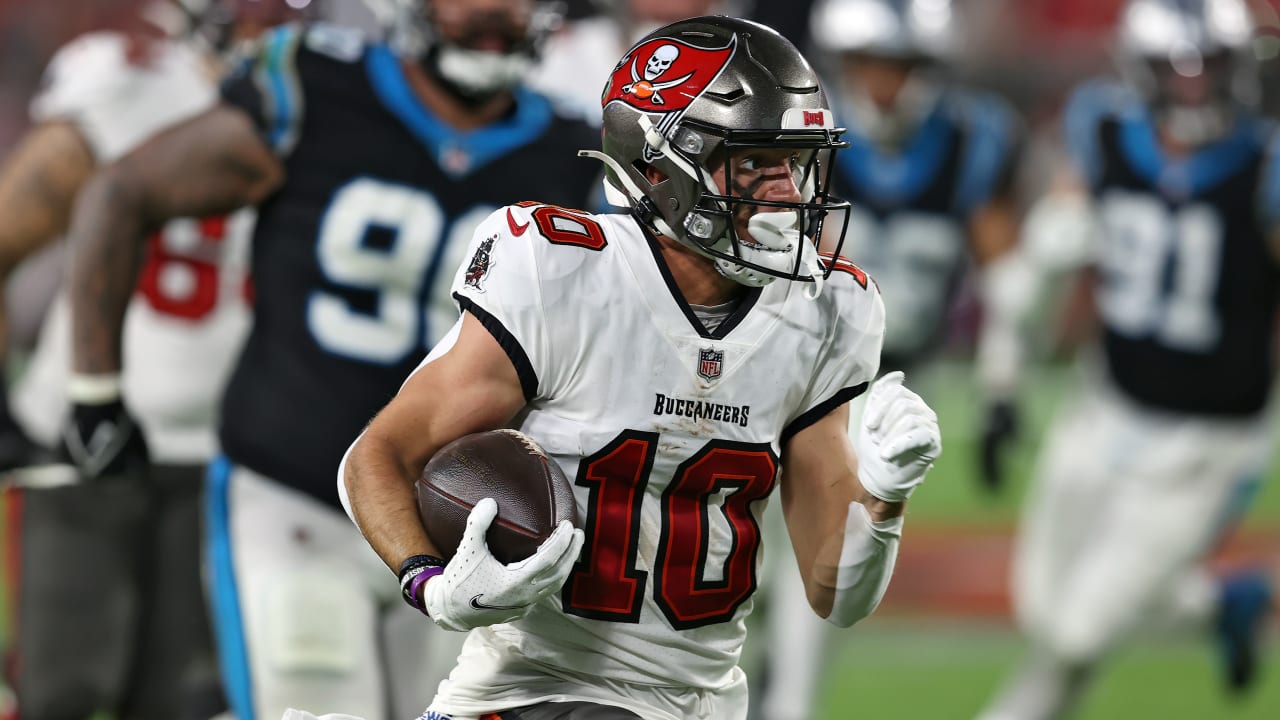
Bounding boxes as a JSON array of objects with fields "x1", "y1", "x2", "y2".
[
  {"x1": 583, "y1": 16, "x2": 852, "y2": 290},
  {"x1": 142, "y1": 0, "x2": 313, "y2": 52},
  {"x1": 809, "y1": 0, "x2": 955, "y2": 147},
  {"x1": 1117, "y1": 0, "x2": 1259, "y2": 145},
  {"x1": 810, "y1": 0, "x2": 955, "y2": 60},
  {"x1": 365, "y1": 0, "x2": 563, "y2": 98}
]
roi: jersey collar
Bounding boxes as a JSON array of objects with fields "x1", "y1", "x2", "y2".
[
  {"x1": 365, "y1": 44, "x2": 553, "y2": 179},
  {"x1": 631, "y1": 214, "x2": 762, "y2": 341}
]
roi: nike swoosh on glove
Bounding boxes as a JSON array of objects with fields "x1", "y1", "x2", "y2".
[
  {"x1": 855, "y1": 371, "x2": 942, "y2": 503},
  {"x1": 423, "y1": 497, "x2": 584, "y2": 632}
]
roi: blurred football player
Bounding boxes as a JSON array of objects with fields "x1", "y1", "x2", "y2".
[
  {"x1": 338, "y1": 16, "x2": 941, "y2": 720},
  {"x1": 529, "y1": 0, "x2": 723, "y2": 121},
  {"x1": 60, "y1": 0, "x2": 600, "y2": 718},
  {"x1": 979, "y1": 1, "x2": 1279, "y2": 718},
  {"x1": 813, "y1": 0, "x2": 1029, "y2": 488},
  {"x1": 0, "y1": 2, "x2": 308, "y2": 718},
  {"x1": 747, "y1": 1, "x2": 1031, "y2": 717}
]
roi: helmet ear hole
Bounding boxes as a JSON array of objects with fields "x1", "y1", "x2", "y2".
[{"x1": 638, "y1": 161, "x2": 669, "y2": 187}]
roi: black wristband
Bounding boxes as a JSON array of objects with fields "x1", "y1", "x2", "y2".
[
  {"x1": 398, "y1": 554, "x2": 447, "y2": 581},
  {"x1": 398, "y1": 554, "x2": 448, "y2": 614}
]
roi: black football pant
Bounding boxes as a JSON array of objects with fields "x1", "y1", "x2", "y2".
[{"x1": 7, "y1": 464, "x2": 224, "y2": 720}]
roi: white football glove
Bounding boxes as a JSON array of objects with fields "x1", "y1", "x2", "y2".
[
  {"x1": 856, "y1": 371, "x2": 942, "y2": 503},
  {"x1": 422, "y1": 497, "x2": 584, "y2": 632}
]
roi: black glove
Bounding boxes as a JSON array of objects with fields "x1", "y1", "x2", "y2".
[
  {"x1": 60, "y1": 399, "x2": 149, "y2": 479},
  {"x1": 979, "y1": 400, "x2": 1018, "y2": 494}
]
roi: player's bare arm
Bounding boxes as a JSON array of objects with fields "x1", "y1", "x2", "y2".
[
  {"x1": 0, "y1": 120, "x2": 95, "y2": 354},
  {"x1": 783, "y1": 373, "x2": 940, "y2": 625},
  {"x1": 67, "y1": 104, "x2": 283, "y2": 375},
  {"x1": 344, "y1": 312, "x2": 527, "y2": 572},
  {"x1": 781, "y1": 403, "x2": 903, "y2": 617}
]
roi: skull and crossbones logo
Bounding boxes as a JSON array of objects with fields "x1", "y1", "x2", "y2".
[{"x1": 622, "y1": 44, "x2": 694, "y2": 105}]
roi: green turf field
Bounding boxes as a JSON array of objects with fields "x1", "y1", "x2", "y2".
[
  {"x1": 898, "y1": 360, "x2": 1280, "y2": 528},
  {"x1": 817, "y1": 618, "x2": 1278, "y2": 719},
  {"x1": 808, "y1": 360, "x2": 1280, "y2": 719}
]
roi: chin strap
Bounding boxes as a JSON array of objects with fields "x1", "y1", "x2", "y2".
[
  {"x1": 581, "y1": 113, "x2": 716, "y2": 245},
  {"x1": 577, "y1": 149, "x2": 681, "y2": 240},
  {"x1": 635, "y1": 114, "x2": 727, "y2": 251}
]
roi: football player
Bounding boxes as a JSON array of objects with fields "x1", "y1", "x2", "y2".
[
  {"x1": 339, "y1": 16, "x2": 941, "y2": 720},
  {"x1": 812, "y1": 0, "x2": 1028, "y2": 486},
  {"x1": 60, "y1": 0, "x2": 601, "y2": 718},
  {"x1": 751, "y1": 1, "x2": 1031, "y2": 717},
  {"x1": 979, "y1": 1, "x2": 1278, "y2": 718},
  {"x1": 0, "y1": 2, "x2": 305, "y2": 717}
]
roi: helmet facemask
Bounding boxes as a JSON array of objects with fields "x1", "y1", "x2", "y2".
[
  {"x1": 1116, "y1": 0, "x2": 1259, "y2": 147},
  {"x1": 639, "y1": 118, "x2": 852, "y2": 294},
  {"x1": 370, "y1": 0, "x2": 563, "y2": 99},
  {"x1": 1128, "y1": 49, "x2": 1254, "y2": 146}
]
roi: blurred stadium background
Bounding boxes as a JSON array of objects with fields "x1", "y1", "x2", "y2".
[{"x1": 0, "y1": 0, "x2": 1278, "y2": 718}]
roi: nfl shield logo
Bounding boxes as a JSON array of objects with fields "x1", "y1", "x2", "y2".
[{"x1": 698, "y1": 348, "x2": 724, "y2": 381}]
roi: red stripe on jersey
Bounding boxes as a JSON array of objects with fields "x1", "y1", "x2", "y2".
[{"x1": 819, "y1": 252, "x2": 870, "y2": 289}]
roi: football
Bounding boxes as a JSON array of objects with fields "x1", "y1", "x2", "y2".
[{"x1": 416, "y1": 429, "x2": 579, "y2": 564}]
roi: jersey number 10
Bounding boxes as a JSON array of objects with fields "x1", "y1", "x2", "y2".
[{"x1": 561, "y1": 431, "x2": 777, "y2": 630}]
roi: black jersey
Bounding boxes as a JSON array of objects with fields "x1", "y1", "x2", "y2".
[
  {"x1": 1065, "y1": 79, "x2": 1280, "y2": 417},
  {"x1": 831, "y1": 90, "x2": 1019, "y2": 366},
  {"x1": 219, "y1": 24, "x2": 600, "y2": 505}
]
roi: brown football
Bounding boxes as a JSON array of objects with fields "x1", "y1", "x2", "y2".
[{"x1": 416, "y1": 429, "x2": 579, "y2": 564}]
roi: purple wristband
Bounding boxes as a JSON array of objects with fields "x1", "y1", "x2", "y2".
[{"x1": 405, "y1": 565, "x2": 445, "y2": 616}]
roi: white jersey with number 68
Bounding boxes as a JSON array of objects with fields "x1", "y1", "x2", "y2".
[{"x1": 12, "y1": 32, "x2": 252, "y2": 464}]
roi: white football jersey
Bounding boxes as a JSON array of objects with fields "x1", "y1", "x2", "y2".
[
  {"x1": 12, "y1": 32, "x2": 252, "y2": 463},
  {"x1": 438, "y1": 205, "x2": 884, "y2": 695}
]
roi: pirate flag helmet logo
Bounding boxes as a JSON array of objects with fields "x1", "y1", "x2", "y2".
[{"x1": 603, "y1": 36, "x2": 737, "y2": 115}]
